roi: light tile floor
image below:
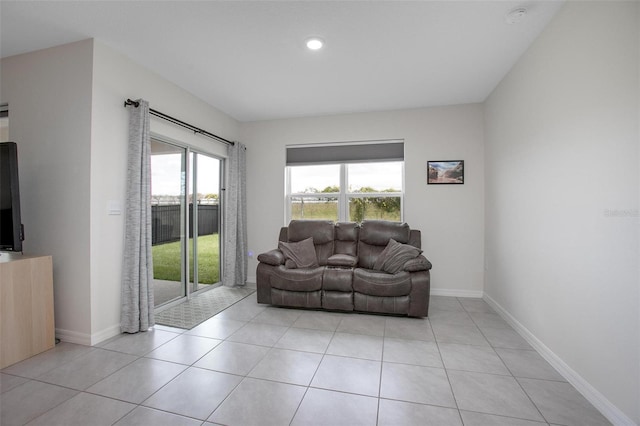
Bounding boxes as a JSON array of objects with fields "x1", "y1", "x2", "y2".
[{"x1": 0, "y1": 295, "x2": 611, "y2": 426}]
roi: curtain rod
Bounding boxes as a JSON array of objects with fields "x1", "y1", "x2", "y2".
[{"x1": 124, "y1": 99, "x2": 234, "y2": 146}]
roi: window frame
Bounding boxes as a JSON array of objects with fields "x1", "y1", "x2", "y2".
[{"x1": 285, "y1": 162, "x2": 404, "y2": 223}]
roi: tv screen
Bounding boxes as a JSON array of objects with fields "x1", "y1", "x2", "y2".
[{"x1": 0, "y1": 142, "x2": 23, "y2": 252}]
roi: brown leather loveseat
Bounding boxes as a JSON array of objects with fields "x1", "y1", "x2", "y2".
[{"x1": 256, "y1": 220, "x2": 431, "y2": 317}]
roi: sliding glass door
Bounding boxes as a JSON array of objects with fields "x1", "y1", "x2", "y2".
[
  {"x1": 151, "y1": 139, "x2": 222, "y2": 308},
  {"x1": 188, "y1": 152, "x2": 222, "y2": 294},
  {"x1": 151, "y1": 140, "x2": 186, "y2": 307}
]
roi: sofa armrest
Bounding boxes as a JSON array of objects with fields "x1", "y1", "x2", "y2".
[
  {"x1": 257, "y1": 249, "x2": 285, "y2": 266},
  {"x1": 327, "y1": 254, "x2": 358, "y2": 268},
  {"x1": 408, "y1": 270, "x2": 430, "y2": 317},
  {"x1": 403, "y1": 255, "x2": 432, "y2": 272}
]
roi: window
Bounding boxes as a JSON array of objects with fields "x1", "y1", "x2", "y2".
[
  {"x1": 289, "y1": 164, "x2": 340, "y2": 221},
  {"x1": 285, "y1": 141, "x2": 404, "y2": 223},
  {"x1": 346, "y1": 162, "x2": 403, "y2": 222}
]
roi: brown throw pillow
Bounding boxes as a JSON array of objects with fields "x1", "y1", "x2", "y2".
[
  {"x1": 373, "y1": 238, "x2": 422, "y2": 274},
  {"x1": 278, "y1": 237, "x2": 320, "y2": 269}
]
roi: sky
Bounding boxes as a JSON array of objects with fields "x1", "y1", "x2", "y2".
[
  {"x1": 290, "y1": 162, "x2": 403, "y2": 193},
  {"x1": 151, "y1": 153, "x2": 220, "y2": 196},
  {"x1": 152, "y1": 156, "x2": 402, "y2": 196}
]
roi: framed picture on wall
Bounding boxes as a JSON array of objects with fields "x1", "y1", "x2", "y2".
[{"x1": 427, "y1": 160, "x2": 464, "y2": 184}]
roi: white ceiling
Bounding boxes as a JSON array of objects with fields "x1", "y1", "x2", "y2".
[{"x1": 0, "y1": 1, "x2": 564, "y2": 122}]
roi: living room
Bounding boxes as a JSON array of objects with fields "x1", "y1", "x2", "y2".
[{"x1": 0, "y1": 1, "x2": 638, "y2": 425}]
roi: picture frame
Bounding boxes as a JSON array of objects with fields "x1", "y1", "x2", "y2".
[{"x1": 427, "y1": 160, "x2": 464, "y2": 184}]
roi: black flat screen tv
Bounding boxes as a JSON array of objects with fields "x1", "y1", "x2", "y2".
[{"x1": 0, "y1": 142, "x2": 24, "y2": 252}]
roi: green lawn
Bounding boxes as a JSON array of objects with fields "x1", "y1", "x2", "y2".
[{"x1": 152, "y1": 234, "x2": 220, "y2": 284}]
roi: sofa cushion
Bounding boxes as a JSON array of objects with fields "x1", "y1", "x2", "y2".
[
  {"x1": 287, "y1": 220, "x2": 335, "y2": 265},
  {"x1": 358, "y1": 221, "x2": 414, "y2": 269},
  {"x1": 354, "y1": 293, "x2": 410, "y2": 315},
  {"x1": 373, "y1": 239, "x2": 422, "y2": 274},
  {"x1": 353, "y1": 269, "x2": 411, "y2": 297},
  {"x1": 327, "y1": 254, "x2": 358, "y2": 268},
  {"x1": 322, "y1": 291, "x2": 354, "y2": 311},
  {"x1": 323, "y1": 267, "x2": 353, "y2": 292},
  {"x1": 278, "y1": 237, "x2": 319, "y2": 269},
  {"x1": 271, "y1": 266, "x2": 323, "y2": 291},
  {"x1": 288, "y1": 220, "x2": 334, "y2": 244},
  {"x1": 359, "y1": 220, "x2": 411, "y2": 245},
  {"x1": 334, "y1": 222, "x2": 359, "y2": 256},
  {"x1": 271, "y1": 288, "x2": 322, "y2": 308}
]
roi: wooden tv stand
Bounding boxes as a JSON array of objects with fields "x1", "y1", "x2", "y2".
[{"x1": 0, "y1": 253, "x2": 55, "y2": 369}]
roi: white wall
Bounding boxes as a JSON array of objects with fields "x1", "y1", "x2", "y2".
[
  {"x1": 241, "y1": 104, "x2": 485, "y2": 297},
  {"x1": 89, "y1": 40, "x2": 238, "y2": 343},
  {"x1": 0, "y1": 40, "x2": 94, "y2": 341},
  {"x1": 484, "y1": 2, "x2": 639, "y2": 424},
  {"x1": 1, "y1": 39, "x2": 239, "y2": 345}
]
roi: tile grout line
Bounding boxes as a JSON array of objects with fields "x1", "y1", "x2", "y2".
[
  {"x1": 376, "y1": 316, "x2": 389, "y2": 426},
  {"x1": 140, "y1": 301, "x2": 265, "y2": 423},
  {"x1": 288, "y1": 313, "x2": 340, "y2": 425},
  {"x1": 1, "y1": 297, "x2": 607, "y2": 425},
  {"x1": 459, "y1": 297, "x2": 551, "y2": 425},
  {"x1": 429, "y1": 315, "x2": 463, "y2": 422}
]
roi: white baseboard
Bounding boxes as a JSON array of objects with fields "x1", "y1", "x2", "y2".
[
  {"x1": 56, "y1": 324, "x2": 122, "y2": 347},
  {"x1": 55, "y1": 328, "x2": 92, "y2": 346},
  {"x1": 430, "y1": 288, "x2": 483, "y2": 298},
  {"x1": 483, "y1": 294, "x2": 637, "y2": 426},
  {"x1": 90, "y1": 324, "x2": 122, "y2": 346},
  {"x1": 246, "y1": 275, "x2": 257, "y2": 285}
]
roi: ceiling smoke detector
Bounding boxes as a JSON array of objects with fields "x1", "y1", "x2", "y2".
[{"x1": 505, "y1": 7, "x2": 528, "y2": 24}]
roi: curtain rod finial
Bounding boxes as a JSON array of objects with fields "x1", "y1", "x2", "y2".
[{"x1": 124, "y1": 99, "x2": 140, "y2": 108}]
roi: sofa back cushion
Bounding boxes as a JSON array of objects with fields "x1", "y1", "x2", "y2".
[
  {"x1": 287, "y1": 220, "x2": 335, "y2": 266},
  {"x1": 334, "y1": 222, "x2": 359, "y2": 256},
  {"x1": 358, "y1": 220, "x2": 411, "y2": 269}
]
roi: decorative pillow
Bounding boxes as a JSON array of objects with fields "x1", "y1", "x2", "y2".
[
  {"x1": 284, "y1": 259, "x2": 297, "y2": 269},
  {"x1": 278, "y1": 237, "x2": 319, "y2": 269},
  {"x1": 373, "y1": 238, "x2": 422, "y2": 274}
]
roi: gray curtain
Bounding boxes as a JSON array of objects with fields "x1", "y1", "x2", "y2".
[
  {"x1": 121, "y1": 99, "x2": 155, "y2": 333},
  {"x1": 223, "y1": 142, "x2": 248, "y2": 287}
]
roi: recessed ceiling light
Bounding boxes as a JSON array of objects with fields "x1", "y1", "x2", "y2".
[
  {"x1": 306, "y1": 37, "x2": 324, "y2": 51},
  {"x1": 505, "y1": 7, "x2": 527, "y2": 24}
]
